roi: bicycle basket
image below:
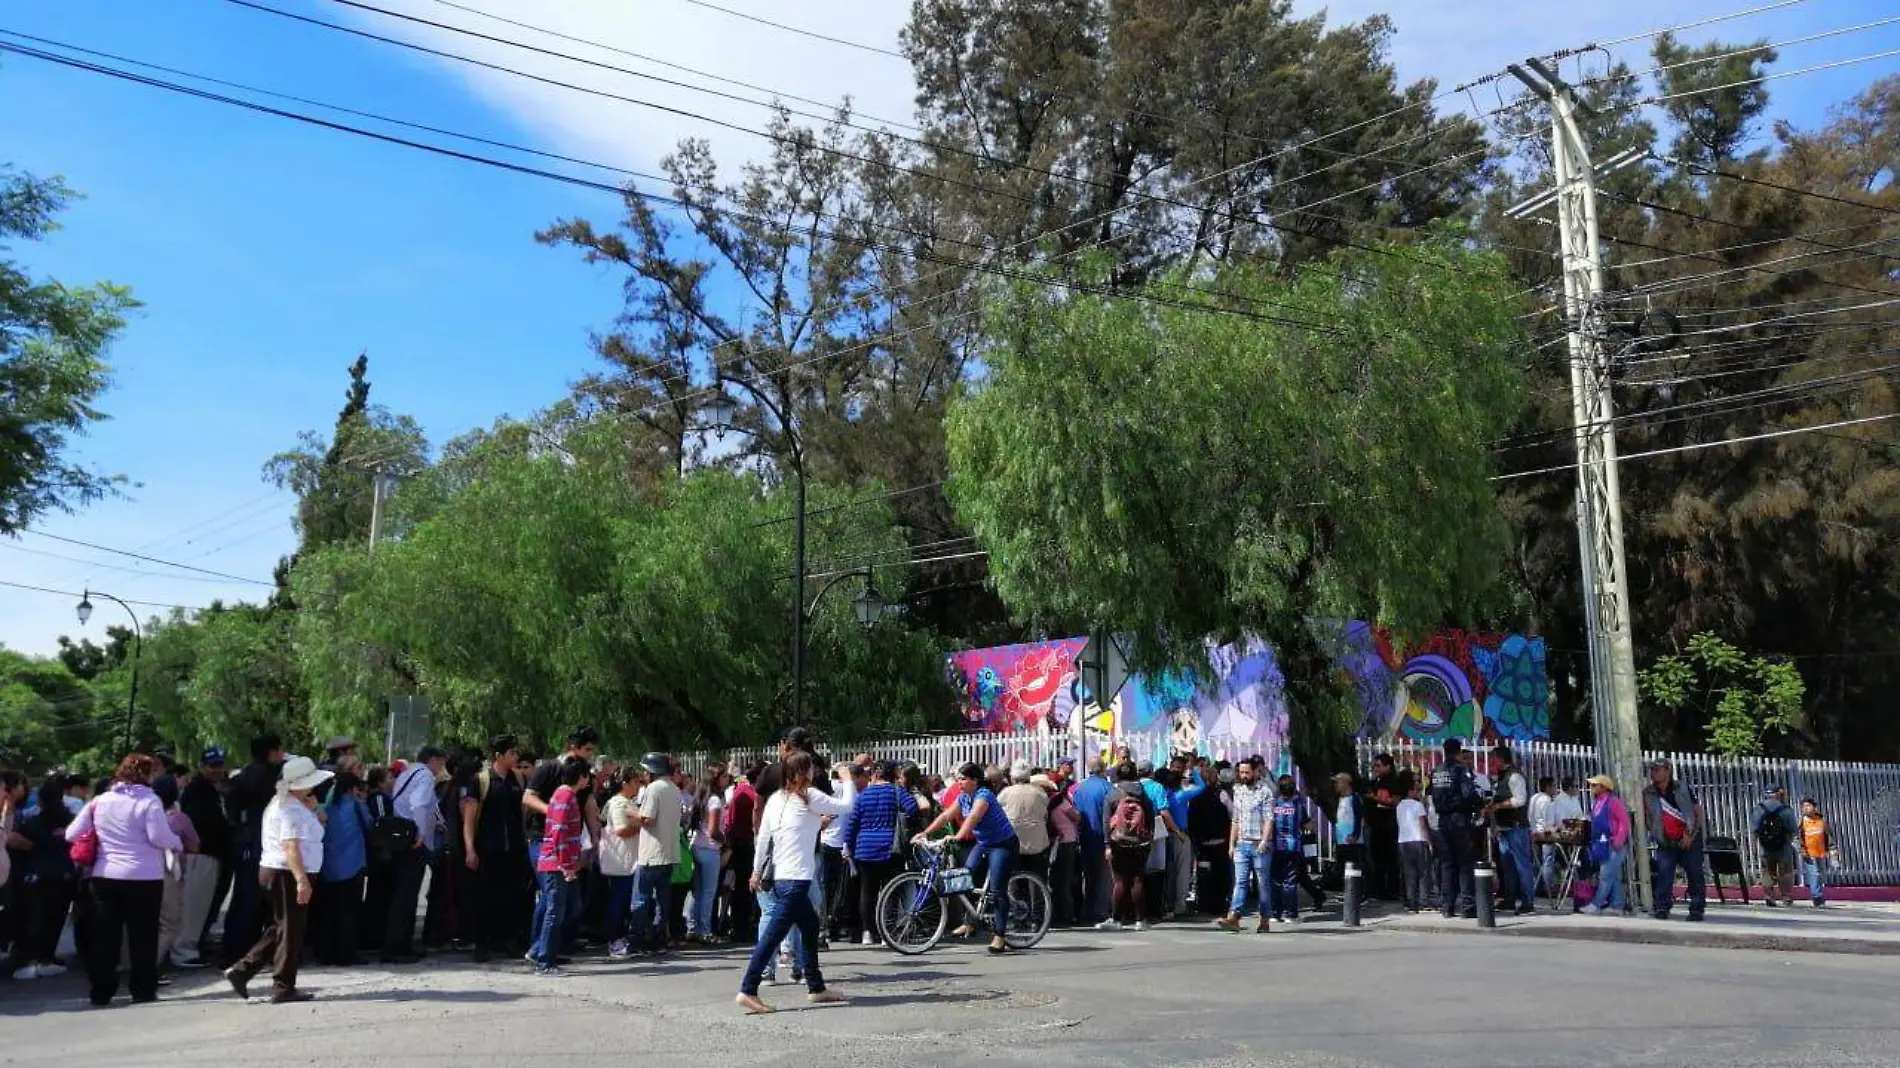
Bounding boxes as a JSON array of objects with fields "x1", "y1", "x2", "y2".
[{"x1": 939, "y1": 868, "x2": 974, "y2": 895}]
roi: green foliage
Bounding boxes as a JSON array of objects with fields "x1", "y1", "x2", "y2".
[
  {"x1": 290, "y1": 416, "x2": 957, "y2": 756},
  {"x1": 946, "y1": 236, "x2": 1529, "y2": 753},
  {"x1": 1640, "y1": 632, "x2": 1805, "y2": 755},
  {"x1": 0, "y1": 167, "x2": 138, "y2": 534},
  {"x1": 0, "y1": 645, "x2": 101, "y2": 773},
  {"x1": 263, "y1": 353, "x2": 428, "y2": 553}
]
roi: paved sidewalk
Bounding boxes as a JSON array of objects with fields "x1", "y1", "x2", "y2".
[{"x1": 1366, "y1": 898, "x2": 1900, "y2": 954}]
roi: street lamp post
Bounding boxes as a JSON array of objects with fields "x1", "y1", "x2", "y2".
[
  {"x1": 77, "y1": 589, "x2": 142, "y2": 755},
  {"x1": 701, "y1": 391, "x2": 888, "y2": 722}
]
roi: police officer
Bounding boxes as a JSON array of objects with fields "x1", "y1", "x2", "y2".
[{"x1": 1430, "y1": 739, "x2": 1481, "y2": 918}]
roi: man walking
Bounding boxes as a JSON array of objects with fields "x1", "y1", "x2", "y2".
[
  {"x1": 1215, "y1": 759, "x2": 1273, "y2": 933},
  {"x1": 1751, "y1": 786, "x2": 1800, "y2": 907},
  {"x1": 1643, "y1": 759, "x2": 1705, "y2": 922},
  {"x1": 627, "y1": 752, "x2": 681, "y2": 953}
]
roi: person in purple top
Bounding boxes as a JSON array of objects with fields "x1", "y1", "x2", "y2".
[{"x1": 65, "y1": 753, "x2": 185, "y2": 1007}]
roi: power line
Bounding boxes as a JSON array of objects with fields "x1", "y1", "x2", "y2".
[
  {"x1": 0, "y1": 577, "x2": 198, "y2": 612},
  {"x1": 18, "y1": 530, "x2": 275, "y2": 586},
  {"x1": 1586, "y1": 0, "x2": 1816, "y2": 48},
  {"x1": 0, "y1": 540, "x2": 273, "y2": 584},
  {"x1": 1675, "y1": 157, "x2": 1900, "y2": 220},
  {"x1": 1493, "y1": 411, "x2": 1900, "y2": 481},
  {"x1": 1640, "y1": 46, "x2": 1900, "y2": 106},
  {"x1": 673, "y1": 0, "x2": 905, "y2": 59}
]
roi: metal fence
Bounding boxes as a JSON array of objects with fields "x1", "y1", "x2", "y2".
[
  {"x1": 684, "y1": 729, "x2": 1900, "y2": 886},
  {"x1": 1356, "y1": 738, "x2": 1900, "y2": 887}
]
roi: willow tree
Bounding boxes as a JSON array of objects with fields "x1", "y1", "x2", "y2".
[{"x1": 946, "y1": 237, "x2": 1529, "y2": 758}]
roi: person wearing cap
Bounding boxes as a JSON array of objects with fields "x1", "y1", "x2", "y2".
[
  {"x1": 323, "y1": 737, "x2": 362, "y2": 776},
  {"x1": 1581, "y1": 774, "x2": 1631, "y2": 915},
  {"x1": 1750, "y1": 786, "x2": 1802, "y2": 907},
  {"x1": 225, "y1": 755, "x2": 330, "y2": 1004},
  {"x1": 175, "y1": 746, "x2": 231, "y2": 968},
  {"x1": 1642, "y1": 758, "x2": 1706, "y2": 921},
  {"x1": 1330, "y1": 771, "x2": 1366, "y2": 914},
  {"x1": 625, "y1": 752, "x2": 682, "y2": 954},
  {"x1": 1428, "y1": 739, "x2": 1482, "y2": 918}
]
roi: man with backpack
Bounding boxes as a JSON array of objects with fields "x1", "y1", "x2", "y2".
[
  {"x1": 1098, "y1": 762, "x2": 1156, "y2": 932},
  {"x1": 459, "y1": 735, "x2": 527, "y2": 962},
  {"x1": 1750, "y1": 786, "x2": 1801, "y2": 908}
]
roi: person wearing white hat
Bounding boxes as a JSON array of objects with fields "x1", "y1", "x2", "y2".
[{"x1": 225, "y1": 755, "x2": 331, "y2": 1004}]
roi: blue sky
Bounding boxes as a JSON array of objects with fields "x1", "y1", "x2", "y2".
[{"x1": 0, "y1": 0, "x2": 1894, "y2": 656}]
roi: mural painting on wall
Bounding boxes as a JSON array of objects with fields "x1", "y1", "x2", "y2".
[
  {"x1": 947, "y1": 626, "x2": 1550, "y2": 745},
  {"x1": 1332, "y1": 621, "x2": 1550, "y2": 742}
]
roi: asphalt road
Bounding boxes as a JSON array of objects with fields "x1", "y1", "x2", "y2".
[{"x1": 3, "y1": 924, "x2": 1896, "y2": 1067}]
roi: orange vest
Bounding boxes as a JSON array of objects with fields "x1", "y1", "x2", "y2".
[{"x1": 1800, "y1": 814, "x2": 1829, "y2": 859}]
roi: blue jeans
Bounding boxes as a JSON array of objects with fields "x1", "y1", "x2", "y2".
[
  {"x1": 1590, "y1": 847, "x2": 1626, "y2": 911},
  {"x1": 754, "y1": 887, "x2": 780, "y2": 977},
  {"x1": 741, "y1": 880, "x2": 824, "y2": 997},
  {"x1": 1228, "y1": 841, "x2": 1270, "y2": 917},
  {"x1": 1497, "y1": 825, "x2": 1536, "y2": 908},
  {"x1": 966, "y1": 839, "x2": 1019, "y2": 937},
  {"x1": 604, "y1": 874, "x2": 634, "y2": 942},
  {"x1": 1801, "y1": 856, "x2": 1828, "y2": 902},
  {"x1": 689, "y1": 846, "x2": 721, "y2": 936},
  {"x1": 529, "y1": 871, "x2": 570, "y2": 968},
  {"x1": 1268, "y1": 850, "x2": 1302, "y2": 920},
  {"x1": 1652, "y1": 843, "x2": 1706, "y2": 917},
  {"x1": 629, "y1": 864, "x2": 674, "y2": 951},
  {"x1": 783, "y1": 862, "x2": 825, "y2": 963}
]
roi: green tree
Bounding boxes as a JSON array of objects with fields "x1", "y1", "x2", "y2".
[
  {"x1": 264, "y1": 353, "x2": 428, "y2": 554},
  {"x1": 945, "y1": 237, "x2": 1528, "y2": 765},
  {"x1": 0, "y1": 645, "x2": 102, "y2": 773},
  {"x1": 0, "y1": 166, "x2": 138, "y2": 534},
  {"x1": 1640, "y1": 632, "x2": 1804, "y2": 755}
]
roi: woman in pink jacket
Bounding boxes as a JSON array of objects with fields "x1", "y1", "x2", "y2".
[
  {"x1": 65, "y1": 753, "x2": 183, "y2": 1006},
  {"x1": 1581, "y1": 774, "x2": 1632, "y2": 916}
]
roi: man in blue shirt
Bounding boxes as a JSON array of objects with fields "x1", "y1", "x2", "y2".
[
  {"x1": 1165, "y1": 765, "x2": 1206, "y2": 917},
  {"x1": 1070, "y1": 758, "x2": 1112, "y2": 924}
]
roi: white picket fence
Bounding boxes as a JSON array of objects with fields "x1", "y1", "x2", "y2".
[{"x1": 683, "y1": 729, "x2": 1900, "y2": 885}]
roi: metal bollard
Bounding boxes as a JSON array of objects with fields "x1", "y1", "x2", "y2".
[
  {"x1": 1343, "y1": 863, "x2": 1362, "y2": 927},
  {"x1": 1474, "y1": 864, "x2": 1496, "y2": 928}
]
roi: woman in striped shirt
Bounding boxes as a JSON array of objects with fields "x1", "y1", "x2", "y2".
[{"x1": 840, "y1": 761, "x2": 918, "y2": 946}]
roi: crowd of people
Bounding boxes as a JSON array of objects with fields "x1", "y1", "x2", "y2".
[{"x1": 0, "y1": 726, "x2": 1847, "y2": 1012}]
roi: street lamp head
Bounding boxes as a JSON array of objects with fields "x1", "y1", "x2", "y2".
[
  {"x1": 852, "y1": 583, "x2": 886, "y2": 628},
  {"x1": 702, "y1": 390, "x2": 739, "y2": 439},
  {"x1": 76, "y1": 594, "x2": 94, "y2": 626}
]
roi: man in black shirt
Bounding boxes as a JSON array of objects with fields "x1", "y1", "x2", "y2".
[
  {"x1": 176, "y1": 747, "x2": 232, "y2": 967},
  {"x1": 1429, "y1": 739, "x2": 1482, "y2": 918},
  {"x1": 460, "y1": 735, "x2": 527, "y2": 962},
  {"x1": 523, "y1": 726, "x2": 602, "y2": 954},
  {"x1": 221, "y1": 732, "x2": 283, "y2": 964}
]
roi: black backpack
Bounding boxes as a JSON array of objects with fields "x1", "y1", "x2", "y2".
[{"x1": 1757, "y1": 806, "x2": 1791, "y2": 853}]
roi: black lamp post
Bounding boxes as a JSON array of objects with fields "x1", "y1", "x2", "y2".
[{"x1": 77, "y1": 589, "x2": 142, "y2": 755}]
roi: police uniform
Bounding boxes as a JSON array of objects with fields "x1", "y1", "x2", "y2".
[{"x1": 1429, "y1": 758, "x2": 1481, "y2": 916}]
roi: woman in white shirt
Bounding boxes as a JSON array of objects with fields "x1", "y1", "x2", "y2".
[
  {"x1": 737, "y1": 751, "x2": 849, "y2": 1014},
  {"x1": 225, "y1": 756, "x2": 330, "y2": 1005},
  {"x1": 600, "y1": 771, "x2": 642, "y2": 958}
]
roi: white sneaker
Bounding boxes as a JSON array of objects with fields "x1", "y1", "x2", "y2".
[
  {"x1": 860, "y1": 933, "x2": 877, "y2": 947},
  {"x1": 12, "y1": 964, "x2": 39, "y2": 981},
  {"x1": 608, "y1": 939, "x2": 632, "y2": 959},
  {"x1": 34, "y1": 962, "x2": 65, "y2": 978},
  {"x1": 1580, "y1": 904, "x2": 1602, "y2": 916},
  {"x1": 1094, "y1": 919, "x2": 1122, "y2": 932},
  {"x1": 1134, "y1": 921, "x2": 1153, "y2": 932}
]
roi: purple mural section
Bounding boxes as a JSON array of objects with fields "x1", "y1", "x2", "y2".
[{"x1": 945, "y1": 626, "x2": 1549, "y2": 745}]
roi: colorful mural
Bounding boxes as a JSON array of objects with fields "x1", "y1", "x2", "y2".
[{"x1": 946, "y1": 626, "x2": 1549, "y2": 744}]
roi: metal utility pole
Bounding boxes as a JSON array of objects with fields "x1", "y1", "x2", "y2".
[
  {"x1": 367, "y1": 468, "x2": 392, "y2": 554},
  {"x1": 1509, "y1": 58, "x2": 1651, "y2": 908}
]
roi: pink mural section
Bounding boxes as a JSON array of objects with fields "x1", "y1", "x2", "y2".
[{"x1": 946, "y1": 638, "x2": 1090, "y2": 733}]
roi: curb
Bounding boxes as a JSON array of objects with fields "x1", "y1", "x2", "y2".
[{"x1": 1387, "y1": 917, "x2": 1899, "y2": 956}]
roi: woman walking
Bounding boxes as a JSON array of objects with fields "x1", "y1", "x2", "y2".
[
  {"x1": 1581, "y1": 774, "x2": 1632, "y2": 916},
  {"x1": 738, "y1": 751, "x2": 849, "y2": 1014},
  {"x1": 225, "y1": 756, "x2": 331, "y2": 1003},
  {"x1": 64, "y1": 754, "x2": 184, "y2": 1006}
]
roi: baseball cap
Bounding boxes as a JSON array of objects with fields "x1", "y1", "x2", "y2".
[{"x1": 201, "y1": 746, "x2": 227, "y2": 767}]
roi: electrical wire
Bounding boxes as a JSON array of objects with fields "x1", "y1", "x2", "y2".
[
  {"x1": 0, "y1": 540, "x2": 274, "y2": 584},
  {"x1": 674, "y1": 0, "x2": 905, "y2": 59},
  {"x1": 1492, "y1": 411, "x2": 1900, "y2": 481},
  {"x1": 18, "y1": 530, "x2": 275, "y2": 586},
  {"x1": 1676, "y1": 157, "x2": 1900, "y2": 220},
  {"x1": 0, "y1": 577, "x2": 197, "y2": 612}
]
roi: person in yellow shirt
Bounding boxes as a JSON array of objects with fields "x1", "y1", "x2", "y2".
[{"x1": 1798, "y1": 798, "x2": 1836, "y2": 908}]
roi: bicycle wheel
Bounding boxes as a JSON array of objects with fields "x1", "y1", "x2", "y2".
[
  {"x1": 1003, "y1": 872, "x2": 1053, "y2": 949},
  {"x1": 876, "y1": 872, "x2": 948, "y2": 955}
]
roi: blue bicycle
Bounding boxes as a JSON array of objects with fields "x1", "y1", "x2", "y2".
[{"x1": 874, "y1": 839, "x2": 1051, "y2": 954}]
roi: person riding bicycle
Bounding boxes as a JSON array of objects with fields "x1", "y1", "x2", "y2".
[{"x1": 914, "y1": 762, "x2": 1021, "y2": 955}]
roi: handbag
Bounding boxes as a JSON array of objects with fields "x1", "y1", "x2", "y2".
[
  {"x1": 68, "y1": 828, "x2": 99, "y2": 869},
  {"x1": 757, "y1": 822, "x2": 777, "y2": 892}
]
